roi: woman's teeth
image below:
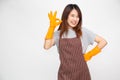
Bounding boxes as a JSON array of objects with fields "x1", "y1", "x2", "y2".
[{"x1": 71, "y1": 21, "x2": 76, "y2": 25}]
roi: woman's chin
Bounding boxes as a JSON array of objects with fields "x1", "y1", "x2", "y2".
[
  {"x1": 71, "y1": 25, "x2": 77, "y2": 28},
  {"x1": 68, "y1": 24, "x2": 77, "y2": 28}
]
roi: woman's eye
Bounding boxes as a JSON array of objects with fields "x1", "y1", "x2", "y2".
[{"x1": 71, "y1": 14, "x2": 75, "y2": 17}]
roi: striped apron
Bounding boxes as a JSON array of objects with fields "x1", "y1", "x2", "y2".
[{"x1": 58, "y1": 37, "x2": 91, "y2": 80}]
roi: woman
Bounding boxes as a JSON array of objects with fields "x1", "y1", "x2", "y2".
[{"x1": 44, "y1": 4, "x2": 107, "y2": 80}]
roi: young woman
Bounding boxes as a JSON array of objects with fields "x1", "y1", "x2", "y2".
[{"x1": 44, "y1": 4, "x2": 107, "y2": 80}]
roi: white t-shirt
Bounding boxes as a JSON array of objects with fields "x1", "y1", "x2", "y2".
[{"x1": 53, "y1": 27, "x2": 96, "y2": 54}]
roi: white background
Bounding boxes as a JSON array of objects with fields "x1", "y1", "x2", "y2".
[{"x1": 0, "y1": 0, "x2": 120, "y2": 80}]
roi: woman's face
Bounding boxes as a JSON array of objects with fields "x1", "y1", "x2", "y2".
[{"x1": 67, "y1": 9, "x2": 79, "y2": 28}]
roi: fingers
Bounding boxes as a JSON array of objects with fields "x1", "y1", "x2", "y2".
[
  {"x1": 53, "y1": 11, "x2": 57, "y2": 18},
  {"x1": 48, "y1": 11, "x2": 57, "y2": 18},
  {"x1": 48, "y1": 11, "x2": 52, "y2": 19},
  {"x1": 48, "y1": 10, "x2": 61, "y2": 26},
  {"x1": 56, "y1": 18, "x2": 62, "y2": 25},
  {"x1": 48, "y1": 13, "x2": 50, "y2": 19}
]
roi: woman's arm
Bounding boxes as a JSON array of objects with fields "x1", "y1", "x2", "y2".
[
  {"x1": 44, "y1": 39, "x2": 55, "y2": 50},
  {"x1": 44, "y1": 11, "x2": 61, "y2": 50},
  {"x1": 84, "y1": 35, "x2": 108, "y2": 61},
  {"x1": 95, "y1": 35, "x2": 108, "y2": 49}
]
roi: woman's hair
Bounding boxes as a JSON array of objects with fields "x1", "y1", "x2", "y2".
[{"x1": 58, "y1": 4, "x2": 82, "y2": 38}]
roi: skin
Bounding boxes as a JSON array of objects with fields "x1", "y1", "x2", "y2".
[{"x1": 44, "y1": 9, "x2": 107, "y2": 50}]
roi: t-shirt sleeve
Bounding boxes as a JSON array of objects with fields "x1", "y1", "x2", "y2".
[
  {"x1": 83, "y1": 27, "x2": 96, "y2": 45},
  {"x1": 53, "y1": 31, "x2": 60, "y2": 46}
]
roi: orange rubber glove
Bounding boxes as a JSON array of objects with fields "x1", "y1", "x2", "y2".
[
  {"x1": 45, "y1": 11, "x2": 62, "y2": 40},
  {"x1": 84, "y1": 46, "x2": 101, "y2": 61}
]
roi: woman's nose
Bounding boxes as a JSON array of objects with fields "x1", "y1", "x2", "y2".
[{"x1": 73, "y1": 17, "x2": 78, "y2": 21}]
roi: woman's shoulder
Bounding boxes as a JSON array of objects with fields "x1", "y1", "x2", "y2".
[
  {"x1": 81, "y1": 27, "x2": 89, "y2": 32},
  {"x1": 81, "y1": 26, "x2": 95, "y2": 34},
  {"x1": 81, "y1": 27, "x2": 89, "y2": 35}
]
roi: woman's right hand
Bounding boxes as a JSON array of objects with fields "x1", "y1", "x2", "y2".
[
  {"x1": 48, "y1": 11, "x2": 62, "y2": 29},
  {"x1": 44, "y1": 11, "x2": 61, "y2": 49},
  {"x1": 45, "y1": 11, "x2": 62, "y2": 40}
]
